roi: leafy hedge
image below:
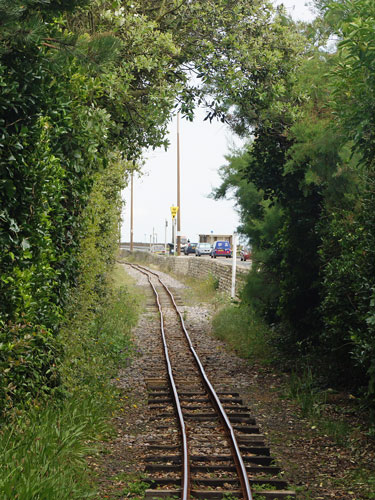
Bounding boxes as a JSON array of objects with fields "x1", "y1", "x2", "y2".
[
  {"x1": 213, "y1": 1, "x2": 375, "y2": 415},
  {"x1": 0, "y1": 1, "x2": 124, "y2": 414},
  {"x1": 0, "y1": 322, "x2": 62, "y2": 414}
]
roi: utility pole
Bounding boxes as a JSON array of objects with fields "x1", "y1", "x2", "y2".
[
  {"x1": 176, "y1": 112, "x2": 181, "y2": 256},
  {"x1": 130, "y1": 171, "x2": 134, "y2": 252}
]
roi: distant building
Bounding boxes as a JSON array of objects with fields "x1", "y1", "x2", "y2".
[{"x1": 199, "y1": 234, "x2": 233, "y2": 246}]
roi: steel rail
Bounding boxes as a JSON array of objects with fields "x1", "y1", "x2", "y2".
[
  {"x1": 129, "y1": 264, "x2": 190, "y2": 500},
  {"x1": 132, "y1": 263, "x2": 253, "y2": 500}
]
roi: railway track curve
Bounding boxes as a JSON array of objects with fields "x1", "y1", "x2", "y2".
[{"x1": 125, "y1": 262, "x2": 296, "y2": 500}]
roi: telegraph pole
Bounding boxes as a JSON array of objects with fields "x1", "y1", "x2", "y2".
[
  {"x1": 130, "y1": 171, "x2": 134, "y2": 252},
  {"x1": 176, "y1": 112, "x2": 181, "y2": 256}
]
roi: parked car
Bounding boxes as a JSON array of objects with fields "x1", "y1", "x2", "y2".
[
  {"x1": 184, "y1": 242, "x2": 198, "y2": 255},
  {"x1": 211, "y1": 240, "x2": 232, "y2": 258},
  {"x1": 167, "y1": 243, "x2": 174, "y2": 255},
  {"x1": 195, "y1": 242, "x2": 212, "y2": 256},
  {"x1": 151, "y1": 244, "x2": 165, "y2": 254},
  {"x1": 240, "y1": 248, "x2": 251, "y2": 261}
]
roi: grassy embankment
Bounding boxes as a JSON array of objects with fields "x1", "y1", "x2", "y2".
[{"x1": 0, "y1": 264, "x2": 142, "y2": 500}]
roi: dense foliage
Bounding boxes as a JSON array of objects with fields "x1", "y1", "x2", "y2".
[
  {"x1": 214, "y1": 0, "x2": 375, "y2": 412},
  {"x1": 11, "y1": 0, "x2": 375, "y2": 494},
  {"x1": 3, "y1": 0, "x2": 375, "y2": 423},
  {"x1": 0, "y1": 0, "x2": 304, "y2": 414}
]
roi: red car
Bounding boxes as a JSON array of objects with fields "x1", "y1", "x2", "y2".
[{"x1": 240, "y1": 248, "x2": 251, "y2": 261}]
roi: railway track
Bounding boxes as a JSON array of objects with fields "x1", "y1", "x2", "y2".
[{"x1": 126, "y1": 263, "x2": 296, "y2": 500}]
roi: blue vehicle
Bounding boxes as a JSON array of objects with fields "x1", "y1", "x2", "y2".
[
  {"x1": 184, "y1": 242, "x2": 198, "y2": 255},
  {"x1": 210, "y1": 240, "x2": 232, "y2": 258}
]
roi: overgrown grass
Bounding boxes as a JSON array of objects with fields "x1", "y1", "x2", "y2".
[
  {"x1": 287, "y1": 369, "x2": 354, "y2": 446},
  {"x1": 61, "y1": 265, "x2": 141, "y2": 393},
  {"x1": 288, "y1": 369, "x2": 327, "y2": 419},
  {"x1": 0, "y1": 264, "x2": 142, "y2": 499},
  {"x1": 109, "y1": 472, "x2": 150, "y2": 499},
  {"x1": 0, "y1": 399, "x2": 109, "y2": 499},
  {"x1": 212, "y1": 302, "x2": 275, "y2": 364},
  {"x1": 344, "y1": 468, "x2": 375, "y2": 499},
  {"x1": 181, "y1": 272, "x2": 224, "y2": 306}
]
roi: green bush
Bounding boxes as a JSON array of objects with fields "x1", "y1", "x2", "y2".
[
  {"x1": 0, "y1": 321, "x2": 62, "y2": 416},
  {"x1": 319, "y1": 208, "x2": 372, "y2": 389}
]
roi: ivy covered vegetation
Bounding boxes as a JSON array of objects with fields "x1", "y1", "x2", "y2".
[{"x1": 213, "y1": 0, "x2": 375, "y2": 418}]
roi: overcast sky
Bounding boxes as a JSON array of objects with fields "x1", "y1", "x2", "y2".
[{"x1": 121, "y1": 1, "x2": 316, "y2": 245}]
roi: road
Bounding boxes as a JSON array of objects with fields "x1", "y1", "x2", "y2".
[{"x1": 120, "y1": 244, "x2": 252, "y2": 270}]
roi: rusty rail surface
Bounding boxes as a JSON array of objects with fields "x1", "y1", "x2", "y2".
[{"x1": 129, "y1": 263, "x2": 253, "y2": 500}]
